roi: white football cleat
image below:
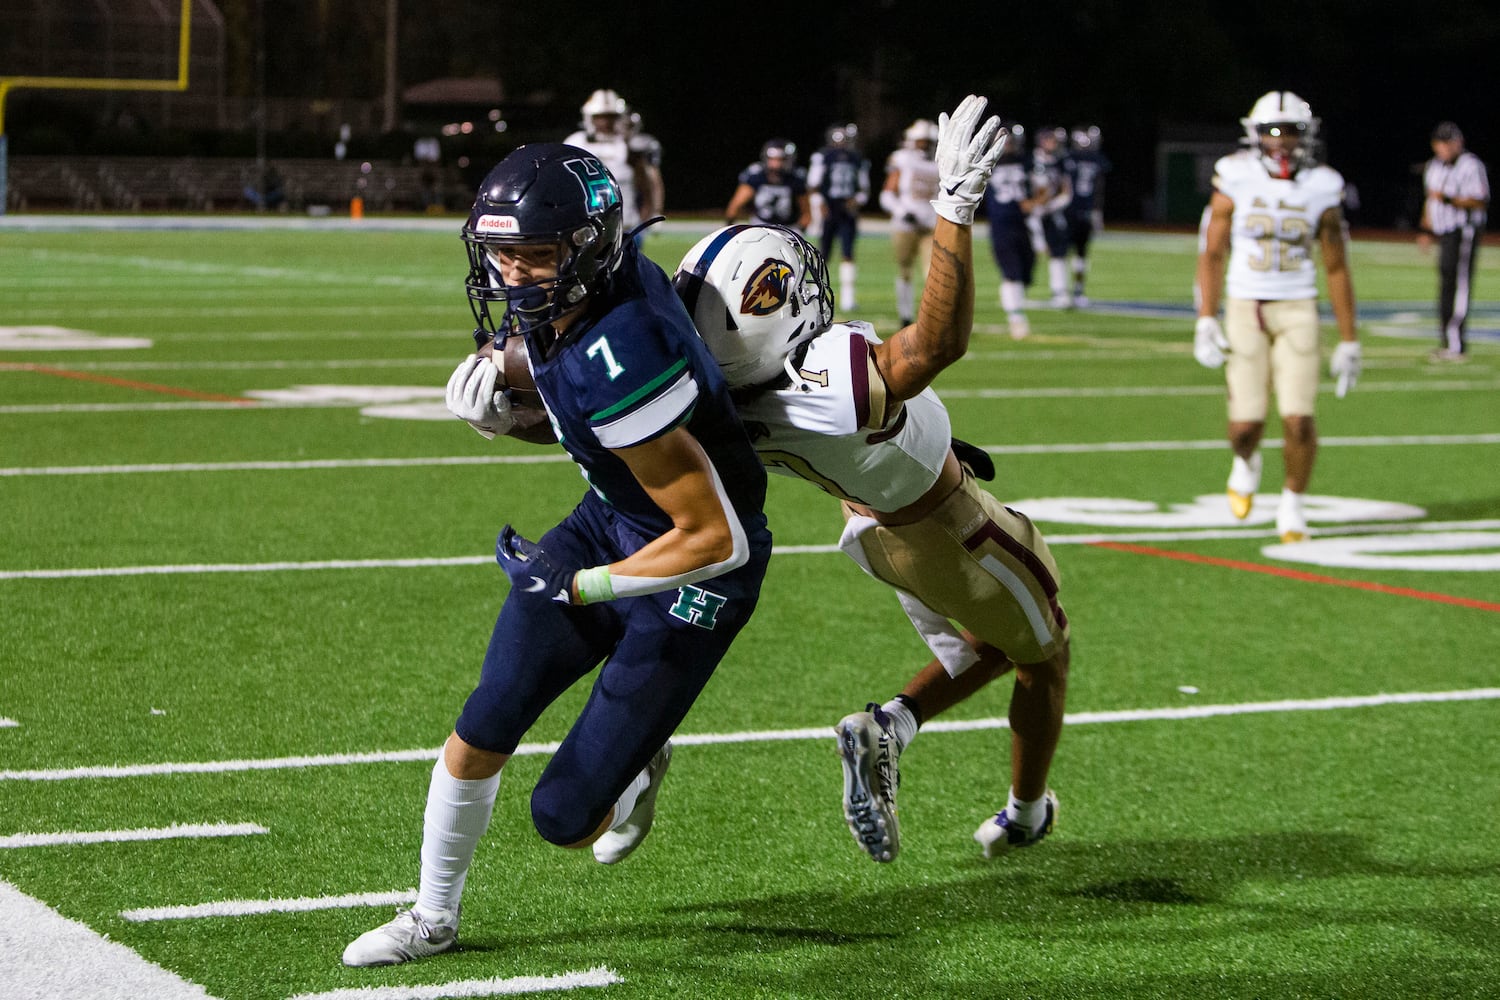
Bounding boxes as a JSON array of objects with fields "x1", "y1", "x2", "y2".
[
  {"x1": 342, "y1": 906, "x2": 458, "y2": 967},
  {"x1": 836, "y1": 705, "x2": 902, "y2": 863},
  {"x1": 1226, "y1": 453, "x2": 1262, "y2": 520},
  {"x1": 1007, "y1": 313, "x2": 1031, "y2": 340},
  {"x1": 593, "y1": 742, "x2": 672, "y2": 865},
  {"x1": 973, "y1": 790, "x2": 1058, "y2": 858}
]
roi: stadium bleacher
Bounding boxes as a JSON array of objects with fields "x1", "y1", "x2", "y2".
[{"x1": 5, "y1": 156, "x2": 463, "y2": 213}]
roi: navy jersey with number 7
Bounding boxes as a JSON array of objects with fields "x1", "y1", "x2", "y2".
[{"x1": 522, "y1": 240, "x2": 769, "y2": 543}]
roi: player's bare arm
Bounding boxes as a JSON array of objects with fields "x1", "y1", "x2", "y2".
[
  {"x1": 874, "y1": 216, "x2": 974, "y2": 400},
  {"x1": 1195, "y1": 192, "x2": 1234, "y2": 316},
  {"x1": 1318, "y1": 206, "x2": 1358, "y2": 341},
  {"x1": 605, "y1": 426, "x2": 741, "y2": 582},
  {"x1": 870, "y1": 95, "x2": 1005, "y2": 402}
]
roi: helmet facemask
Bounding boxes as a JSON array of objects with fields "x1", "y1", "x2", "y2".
[
  {"x1": 1255, "y1": 122, "x2": 1310, "y2": 179},
  {"x1": 464, "y1": 214, "x2": 619, "y2": 342},
  {"x1": 1240, "y1": 91, "x2": 1320, "y2": 179}
]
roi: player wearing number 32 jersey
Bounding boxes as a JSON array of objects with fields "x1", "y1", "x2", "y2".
[{"x1": 1195, "y1": 90, "x2": 1360, "y2": 544}]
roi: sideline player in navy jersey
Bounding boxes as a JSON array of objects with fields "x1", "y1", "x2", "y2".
[
  {"x1": 676, "y1": 97, "x2": 1069, "y2": 865},
  {"x1": 1062, "y1": 125, "x2": 1111, "y2": 306},
  {"x1": 343, "y1": 143, "x2": 772, "y2": 968},
  {"x1": 983, "y1": 123, "x2": 1040, "y2": 339},
  {"x1": 724, "y1": 137, "x2": 811, "y2": 231},
  {"x1": 807, "y1": 123, "x2": 872, "y2": 311},
  {"x1": 1031, "y1": 126, "x2": 1075, "y2": 308}
]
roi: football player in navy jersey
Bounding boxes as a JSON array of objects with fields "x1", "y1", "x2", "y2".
[
  {"x1": 676, "y1": 97, "x2": 1070, "y2": 866},
  {"x1": 1062, "y1": 125, "x2": 1111, "y2": 306},
  {"x1": 724, "y1": 137, "x2": 812, "y2": 231},
  {"x1": 983, "y1": 123, "x2": 1040, "y2": 339},
  {"x1": 807, "y1": 123, "x2": 872, "y2": 311},
  {"x1": 343, "y1": 143, "x2": 772, "y2": 968},
  {"x1": 1031, "y1": 126, "x2": 1075, "y2": 308}
]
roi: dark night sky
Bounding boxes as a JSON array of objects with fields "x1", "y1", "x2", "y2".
[
  {"x1": 6, "y1": 0, "x2": 1499, "y2": 227},
  {"x1": 472, "y1": 0, "x2": 1500, "y2": 228}
]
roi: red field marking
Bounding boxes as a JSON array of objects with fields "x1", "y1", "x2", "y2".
[
  {"x1": 1090, "y1": 540, "x2": 1500, "y2": 613},
  {"x1": 27, "y1": 365, "x2": 258, "y2": 404}
]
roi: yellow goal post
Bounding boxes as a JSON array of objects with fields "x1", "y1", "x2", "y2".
[{"x1": 0, "y1": 0, "x2": 192, "y2": 214}]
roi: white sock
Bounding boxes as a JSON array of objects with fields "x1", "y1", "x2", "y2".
[
  {"x1": 415, "y1": 755, "x2": 500, "y2": 919},
  {"x1": 1228, "y1": 452, "x2": 1262, "y2": 495},
  {"x1": 879, "y1": 699, "x2": 918, "y2": 750},
  {"x1": 1048, "y1": 258, "x2": 1069, "y2": 298},
  {"x1": 1000, "y1": 280, "x2": 1025, "y2": 314},
  {"x1": 895, "y1": 277, "x2": 914, "y2": 321},
  {"x1": 608, "y1": 762, "x2": 653, "y2": 831},
  {"x1": 839, "y1": 261, "x2": 858, "y2": 308},
  {"x1": 1005, "y1": 787, "x2": 1046, "y2": 832},
  {"x1": 1278, "y1": 489, "x2": 1306, "y2": 527}
]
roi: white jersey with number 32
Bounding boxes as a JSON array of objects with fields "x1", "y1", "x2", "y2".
[{"x1": 1214, "y1": 151, "x2": 1345, "y2": 301}]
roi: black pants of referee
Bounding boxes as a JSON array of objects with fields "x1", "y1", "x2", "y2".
[{"x1": 1437, "y1": 225, "x2": 1483, "y2": 354}]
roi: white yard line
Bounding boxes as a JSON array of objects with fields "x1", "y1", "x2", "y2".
[
  {"x1": 284, "y1": 968, "x2": 622, "y2": 1000},
  {"x1": 121, "y1": 889, "x2": 417, "y2": 923},
  {"x1": 4, "y1": 688, "x2": 1496, "y2": 784},
  {"x1": 4, "y1": 382, "x2": 1498, "y2": 416},
  {"x1": 0, "y1": 454, "x2": 572, "y2": 477},
  {"x1": 4, "y1": 520, "x2": 1497, "y2": 581},
  {"x1": 2, "y1": 433, "x2": 1497, "y2": 478},
  {"x1": 0, "y1": 823, "x2": 267, "y2": 849}
]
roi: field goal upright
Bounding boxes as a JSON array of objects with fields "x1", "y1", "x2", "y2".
[{"x1": 0, "y1": 0, "x2": 198, "y2": 215}]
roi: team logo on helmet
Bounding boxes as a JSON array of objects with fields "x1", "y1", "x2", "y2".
[
  {"x1": 563, "y1": 157, "x2": 620, "y2": 212},
  {"x1": 740, "y1": 259, "x2": 795, "y2": 316}
]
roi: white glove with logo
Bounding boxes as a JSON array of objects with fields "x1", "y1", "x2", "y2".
[
  {"x1": 930, "y1": 95, "x2": 1008, "y2": 226},
  {"x1": 1193, "y1": 316, "x2": 1229, "y2": 368},
  {"x1": 445, "y1": 353, "x2": 514, "y2": 439},
  {"x1": 1329, "y1": 340, "x2": 1362, "y2": 398}
]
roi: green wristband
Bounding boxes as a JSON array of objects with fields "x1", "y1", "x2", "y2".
[{"x1": 574, "y1": 565, "x2": 615, "y2": 605}]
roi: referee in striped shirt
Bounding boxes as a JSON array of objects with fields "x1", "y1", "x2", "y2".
[{"x1": 1418, "y1": 121, "x2": 1489, "y2": 361}]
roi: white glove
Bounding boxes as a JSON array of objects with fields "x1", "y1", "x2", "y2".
[
  {"x1": 1330, "y1": 340, "x2": 1362, "y2": 398},
  {"x1": 445, "y1": 353, "x2": 514, "y2": 439},
  {"x1": 930, "y1": 95, "x2": 1008, "y2": 226},
  {"x1": 1194, "y1": 316, "x2": 1229, "y2": 368}
]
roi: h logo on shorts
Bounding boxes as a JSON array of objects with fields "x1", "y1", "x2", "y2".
[{"x1": 669, "y1": 586, "x2": 727, "y2": 629}]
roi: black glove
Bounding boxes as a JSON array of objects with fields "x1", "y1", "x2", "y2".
[
  {"x1": 951, "y1": 437, "x2": 995, "y2": 481},
  {"x1": 496, "y1": 525, "x2": 575, "y2": 604}
]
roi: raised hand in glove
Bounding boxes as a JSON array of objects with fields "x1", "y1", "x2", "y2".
[
  {"x1": 1329, "y1": 340, "x2": 1362, "y2": 398},
  {"x1": 496, "y1": 525, "x2": 575, "y2": 604},
  {"x1": 930, "y1": 94, "x2": 1008, "y2": 226},
  {"x1": 446, "y1": 353, "x2": 514, "y2": 439},
  {"x1": 1193, "y1": 316, "x2": 1229, "y2": 369}
]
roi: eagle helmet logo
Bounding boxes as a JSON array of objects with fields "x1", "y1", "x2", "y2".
[{"x1": 740, "y1": 259, "x2": 798, "y2": 317}]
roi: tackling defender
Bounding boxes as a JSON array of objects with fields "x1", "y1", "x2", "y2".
[
  {"x1": 343, "y1": 143, "x2": 771, "y2": 967},
  {"x1": 674, "y1": 96, "x2": 1070, "y2": 864},
  {"x1": 1195, "y1": 90, "x2": 1361, "y2": 542}
]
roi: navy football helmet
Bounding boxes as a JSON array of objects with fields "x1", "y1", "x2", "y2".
[
  {"x1": 760, "y1": 137, "x2": 798, "y2": 172},
  {"x1": 462, "y1": 143, "x2": 625, "y2": 343}
]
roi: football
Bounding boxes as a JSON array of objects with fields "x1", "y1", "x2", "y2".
[{"x1": 478, "y1": 335, "x2": 543, "y2": 409}]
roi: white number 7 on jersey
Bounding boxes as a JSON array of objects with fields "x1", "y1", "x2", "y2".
[{"x1": 586, "y1": 336, "x2": 624, "y2": 380}]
